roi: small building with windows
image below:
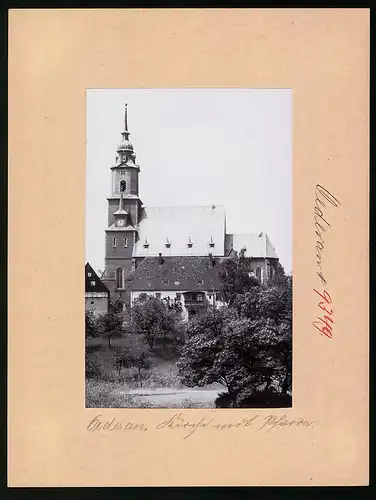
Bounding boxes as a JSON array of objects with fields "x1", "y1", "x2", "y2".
[{"x1": 85, "y1": 262, "x2": 110, "y2": 317}]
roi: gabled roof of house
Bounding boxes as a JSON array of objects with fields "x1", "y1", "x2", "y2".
[
  {"x1": 131, "y1": 256, "x2": 222, "y2": 292},
  {"x1": 225, "y1": 232, "x2": 278, "y2": 259},
  {"x1": 85, "y1": 262, "x2": 110, "y2": 294},
  {"x1": 133, "y1": 205, "x2": 226, "y2": 258}
]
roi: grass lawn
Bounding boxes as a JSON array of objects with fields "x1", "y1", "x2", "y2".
[
  {"x1": 86, "y1": 332, "x2": 183, "y2": 387},
  {"x1": 85, "y1": 333, "x2": 222, "y2": 408},
  {"x1": 85, "y1": 379, "x2": 217, "y2": 408}
]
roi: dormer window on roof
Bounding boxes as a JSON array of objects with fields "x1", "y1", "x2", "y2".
[
  {"x1": 143, "y1": 238, "x2": 149, "y2": 249},
  {"x1": 187, "y1": 237, "x2": 193, "y2": 248},
  {"x1": 209, "y1": 236, "x2": 215, "y2": 248},
  {"x1": 162, "y1": 278, "x2": 169, "y2": 284},
  {"x1": 197, "y1": 278, "x2": 204, "y2": 285},
  {"x1": 165, "y1": 238, "x2": 171, "y2": 249}
]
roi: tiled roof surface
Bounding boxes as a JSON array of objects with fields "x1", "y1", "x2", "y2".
[
  {"x1": 131, "y1": 256, "x2": 222, "y2": 292},
  {"x1": 85, "y1": 263, "x2": 110, "y2": 294},
  {"x1": 133, "y1": 205, "x2": 226, "y2": 257},
  {"x1": 225, "y1": 232, "x2": 278, "y2": 259}
]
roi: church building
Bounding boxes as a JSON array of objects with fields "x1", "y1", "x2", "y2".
[{"x1": 101, "y1": 104, "x2": 279, "y2": 318}]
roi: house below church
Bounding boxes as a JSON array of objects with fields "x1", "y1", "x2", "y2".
[
  {"x1": 130, "y1": 254, "x2": 224, "y2": 321},
  {"x1": 85, "y1": 263, "x2": 110, "y2": 317}
]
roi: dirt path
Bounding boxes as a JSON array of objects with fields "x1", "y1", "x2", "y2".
[{"x1": 122, "y1": 387, "x2": 221, "y2": 408}]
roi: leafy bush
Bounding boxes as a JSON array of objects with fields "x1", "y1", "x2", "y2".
[
  {"x1": 85, "y1": 351, "x2": 104, "y2": 379},
  {"x1": 215, "y1": 388, "x2": 291, "y2": 408},
  {"x1": 85, "y1": 310, "x2": 99, "y2": 339}
]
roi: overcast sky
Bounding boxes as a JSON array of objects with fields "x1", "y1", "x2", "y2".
[{"x1": 86, "y1": 88, "x2": 292, "y2": 274}]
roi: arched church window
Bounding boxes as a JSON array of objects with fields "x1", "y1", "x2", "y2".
[
  {"x1": 255, "y1": 267, "x2": 262, "y2": 281},
  {"x1": 120, "y1": 180, "x2": 126, "y2": 192},
  {"x1": 116, "y1": 267, "x2": 124, "y2": 289}
]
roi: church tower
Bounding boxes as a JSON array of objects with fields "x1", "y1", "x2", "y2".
[{"x1": 102, "y1": 104, "x2": 142, "y2": 308}]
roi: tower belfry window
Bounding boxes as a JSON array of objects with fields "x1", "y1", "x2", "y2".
[
  {"x1": 120, "y1": 180, "x2": 126, "y2": 192},
  {"x1": 116, "y1": 267, "x2": 124, "y2": 289}
]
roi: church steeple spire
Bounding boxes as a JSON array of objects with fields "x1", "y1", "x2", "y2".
[
  {"x1": 124, "y1": 103, "x2": 128, "y2": 130},
  {"x1": 116, "y1": 102, "x2": 137, "y2": 163},
  {"x1": 122, "y1": 103, "x2": 129, "y2": 138}
]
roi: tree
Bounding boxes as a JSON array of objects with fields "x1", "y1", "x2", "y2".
[
  {"x1": 96, "y1": 311, "x2": 123, "y2": 349},
  {"x1": 178, "y1": 268, "x2": 293, "y2": 407},
  {"x1": 112, "y1": 346, "x2": 152, "y2": 381},
  {"x1": 269, "y1": 261, "x2": 289, "y2": 287},
  {"x1": 228, "y1": 273, "x2": 292, "y2": 398},
  {"x1": 177, "y1": 308, "x2": 240, "y2": 392},
  {"x1": 131, "y1": 294, "x2": 183, "y2": 349},
  {"x1": 130, "y1": 348, "x2": 152, "y2": 386},
  {"x1": 217, "y1": 255, "x2": 259, "y2": 306},
  {"x1": 85, "y1": 310, "x2": 98, "y2": 339}
]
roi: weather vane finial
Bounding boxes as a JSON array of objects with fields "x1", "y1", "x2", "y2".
[{"x1": 124, "y1": 102, "x2": 128, "y2": 132}]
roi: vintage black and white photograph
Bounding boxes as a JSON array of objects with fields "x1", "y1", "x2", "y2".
[{"x1": 85, "y1": 89, "x2": 292, "y2": 409}]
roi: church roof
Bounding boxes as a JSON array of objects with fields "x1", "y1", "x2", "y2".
[
  {"x1": 225, "y1": 232, "x2": 278, "y2": 259},
  {"x1": 133, "y1": 205, "x2": 226, "y2": 257},
  {"x1": 131, "y1": 256, "x2": 222, "y2": 292},
  {"x1": 85, "y1": 263, "x2": 110, "y2": 294}
]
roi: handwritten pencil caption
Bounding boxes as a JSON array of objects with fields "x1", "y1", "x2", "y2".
[{"x1": 87, "y1": 412, "x2": 314, "y2": 439}]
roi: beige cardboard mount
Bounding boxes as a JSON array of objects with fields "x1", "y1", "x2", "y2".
[{"x1": 8, "y1": 9, "x2": 369, "y2": 486}]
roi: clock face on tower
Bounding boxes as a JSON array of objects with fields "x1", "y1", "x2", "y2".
[{"x1": 117, "y1": 219, "x2": 125, "y2": 227}]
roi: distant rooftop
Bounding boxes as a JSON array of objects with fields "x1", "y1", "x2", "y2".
[{"x1": 225, "y1": 232, "x2": 278, "y2": 259}]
